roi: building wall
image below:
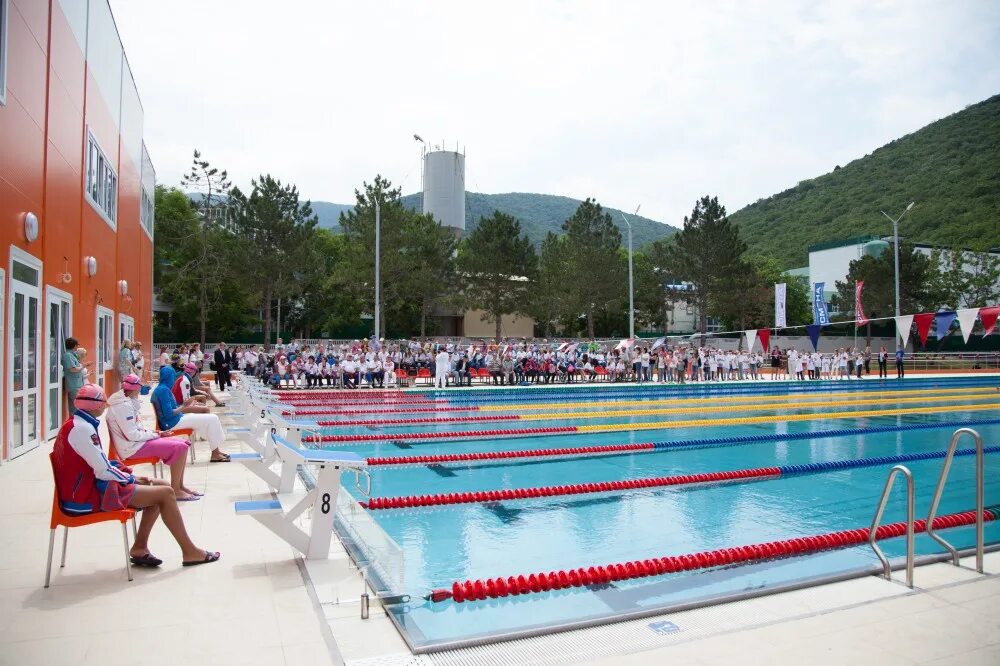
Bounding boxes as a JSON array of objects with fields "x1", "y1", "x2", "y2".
[
  {"x1": 461, "y1": 310, "x2": 534, "y2": 338},
  {"x1": 808, "y1": 243, "x2": 865, "y2": 295},
  {"x1": 0, "y1": 0, "x2": 153, "y2": 461}
]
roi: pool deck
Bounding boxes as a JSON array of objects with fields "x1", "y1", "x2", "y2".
[{"x1": 1, "y1": 374, "x2": 998, "y2": 665}]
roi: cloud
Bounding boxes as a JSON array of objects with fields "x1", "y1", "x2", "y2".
[{"x1": 111, "y1": 0, "x2": 1000, "y2": 225}]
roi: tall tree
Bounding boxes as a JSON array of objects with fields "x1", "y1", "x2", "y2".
[
  {"x1": 927, "y1": 246, "x2": 1000, "y2": 309},
  {"x1": 457, "y1": 211, "x2": 538, "y2": 339},
  {"x1": 831, "y1": 242, "x2": 937, "y2": 319},
  {"x1": 665, "y1": 196, "x2": 746, "y2": 338},
  {"x1": 404, "y1": 212, "x2": 460, "y2": 339},
  {"x1": 283, "y1": 229, "x2": 364, "y2": 338},
  {"x1": 528, "y1": 232, "x2": 572, "y2": 337},
  {"x1": 562, "y1": 198, "x2": 623, "y2": 337},
  {"x1": 228, "y1": 175, "x2": 319, "y2": 345},
  {"x1": 179, "y1": 150, "x2": 233, "y2": 345}
]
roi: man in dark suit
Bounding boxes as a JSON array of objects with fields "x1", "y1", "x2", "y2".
[{"x1": 214, "y1": 342, "x2": 235, "y2": 390}]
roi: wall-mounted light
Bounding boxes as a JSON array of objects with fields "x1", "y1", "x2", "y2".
[
  {"x1": 23, "y1": 212, "x2": 39, "y2": 242},
  {"x1": 84, "y1": 256, "x2": 98, "y2": 277},
  {"x1": 118, "y1": 279, "x2": 129, "y2": 296},
  {"x1": 57, "y1": 256, "x2": 73, "y2": 284}
]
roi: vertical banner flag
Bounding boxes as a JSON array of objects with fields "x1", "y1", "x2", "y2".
[
  {"x1": 935, "y1": 311, "x2": 957, "y2": 340},
  {"x1": 757, "y1": 328, "x2": 771, "y2": 354},
  {"x1": 855, "y1": 281, "x2": 868, "y2": 326},
  {"x1": 806, "y1": 324, "x2": 822, "y2": 351},
  {"x1": 914, "y1": 312, "x2": 935, "y2": 346},
  {"x1": 956, "y1": 308, "x2": 979, "y2": 343},
  {"x1": 812, "y1": 282, "x2": 830, "y2": 325},
  {"x1": 979, "y1": 306, "x2": 1000, "y2": 336},
  {"x1": 775, "y1": 283, "x2": 787, "y2": 329},
  {"x1": 895, "y1": 314, "x2": 914, "y2": 347},
  {"x1": 744, "y1": 329, "x2": 757, "y2": 352}
]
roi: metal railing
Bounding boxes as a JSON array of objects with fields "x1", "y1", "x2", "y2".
[
  {"x1": 926, "y1": 428, "x2": 986, "y2": 573},
  {"x1": 869, "y1": 465, "x2": 915, "y2": 587}
]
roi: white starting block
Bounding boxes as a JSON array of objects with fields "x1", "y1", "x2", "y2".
[{"x1": 235, "y1": 431, "x2": 369, "y2": 559}]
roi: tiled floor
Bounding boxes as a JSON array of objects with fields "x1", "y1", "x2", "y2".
[{"x1": 2, "y1": 377, "x2": 998, "y2": 666}]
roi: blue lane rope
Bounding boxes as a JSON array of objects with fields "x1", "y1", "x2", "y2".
[{"x1": 778, "y1": 445, "x2": 1000, "y2": 475}]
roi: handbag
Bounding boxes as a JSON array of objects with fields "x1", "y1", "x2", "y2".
[{"x1": 209, "y1": 361, "x2": 216, "y2": 371}]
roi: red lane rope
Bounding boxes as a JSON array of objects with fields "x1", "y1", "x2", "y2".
[
  {"x1": 304, "y1": 426, "x2": 578, "y2": 443},
  {"x1": 363, "y1": 466, "x2": 781, "y2": 509},
  {"x1": 426, "y1": 508, "x2": 997, "y2": 603},
  {"x1": 317, "y1": 414, "x2": 521, "y2": 427},
  {"x1": 367, "y1": 442, "x2": 658, "y2": 466}
]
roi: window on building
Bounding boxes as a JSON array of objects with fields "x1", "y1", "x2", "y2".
[
  {"x1": 140, "y1": 186, "x2": 154, "y2": 238},
  {"x1": 0, "y1": 0, "x2": 8, "y2": 106},
  {"x1": 85, "y1": 131, "x2": 118, "y2": 228}
]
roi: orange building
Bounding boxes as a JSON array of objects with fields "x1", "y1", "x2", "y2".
[{"x1": 0, "y1": 0, "x2": 154, "y2": 461}]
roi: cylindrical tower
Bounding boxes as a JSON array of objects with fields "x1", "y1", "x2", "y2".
[{"x1": 422, "y1": 149, "x2": 465, "y2": 235}]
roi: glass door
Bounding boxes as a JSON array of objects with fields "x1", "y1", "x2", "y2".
[
  {"x1": 46, "y1": 288, "x2": 72, "y2": 437},
  {"x1": 9, "y1": 255, "x2": 42, "y2": 459},
  {"x1": 95, "y1": 306, "x2": 114, "y2": 390}
]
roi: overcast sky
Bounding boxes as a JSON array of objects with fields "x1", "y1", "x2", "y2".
[{"x1": 111, "y1": 0, "x2": 1000, "y2": 225}]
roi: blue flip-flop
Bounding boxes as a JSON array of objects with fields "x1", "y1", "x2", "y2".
[
  {"x1": 177, "y1": 494, "x2": 201, "y2": 502},
  {"x1": 183, "y1": 551, "x2": 221, "y2": 567}
]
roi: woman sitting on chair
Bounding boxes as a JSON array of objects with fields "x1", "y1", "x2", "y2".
[
  {"x1": 152, "y1": 367, "x2": 230, "y2": 463},
  {"x1": 52, "y1": 383, "x2": 219, "y2": 567}
]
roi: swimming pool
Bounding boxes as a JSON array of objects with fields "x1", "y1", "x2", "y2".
[{"x1": 301, "y1": 377, "x2": 1000, "y2": 651}]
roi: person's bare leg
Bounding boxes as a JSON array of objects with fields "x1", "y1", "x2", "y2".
[
  {"x1": 130, "y1": 503, "x2": 160, "y2": 558},
  {"x1": 128, "y1": 485, "x2": 212, "y2": 561},
  {"x1": 167, "y1": 457, "x2": 192, "y2": 499}
]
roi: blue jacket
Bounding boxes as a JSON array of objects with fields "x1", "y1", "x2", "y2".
[{"x1": 151, "y1": 366, "x2": 181, "y2": 429}]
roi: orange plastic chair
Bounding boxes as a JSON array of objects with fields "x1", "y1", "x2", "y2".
[
  {"x1": 108, "y1": 430, "x2": 164, "y2": 479},
  {"x1": 153, "y1": 410, "x2": 195, "y2": 464},
  {"x1": 416, "y1": 368, "x2": 432, "y2": 385},
  {"x1": 45, "y1": 453, "x2": 137, "y2": 588}
]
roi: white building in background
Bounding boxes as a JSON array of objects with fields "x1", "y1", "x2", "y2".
[{"x1": 422, "y1": 148, "x2": 466, "y2": 235}]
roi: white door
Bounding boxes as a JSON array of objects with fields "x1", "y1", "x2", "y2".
[
  {"x1": 45, "y1": 287, "x2": 73, "y2": 438},
  {"x1": 0, "y1": 268, "x2": 5, "y2": 460},
  {"x1": 9, "y1": 251, "x2": 43, "y2": 459},
  {"x1": 95, "y1": 306, "x2": 114, "y2": 390}
]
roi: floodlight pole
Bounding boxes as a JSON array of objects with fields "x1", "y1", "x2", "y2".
[
  {"x1": 881, "y1": 201, "x2": 915, "y2": 351},
  {"x1": 374, "y1": 198, "x2": 381, "y2": 340},
  {"x1": 620, "y1": 205, "x2": 641, "y2": 340}
]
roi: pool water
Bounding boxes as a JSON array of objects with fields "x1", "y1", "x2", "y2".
[{"x1": 313, "y1": 377, "x2": 1000, "y2": 651}]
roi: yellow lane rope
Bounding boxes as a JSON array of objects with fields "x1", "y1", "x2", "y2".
[
  {"x1": 478, "y1": 386, "x2": 995, "y2": 413},
  {"x1": 516, "y1": 392, "x2": 1000, "y2": 422},
  {"x1": 575, "y1": 403, "x2": 1000, "y2": 433}
]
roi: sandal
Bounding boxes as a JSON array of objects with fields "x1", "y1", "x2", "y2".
[
  {"x1": 210, "y1": 453, "x2": 231, "y2": 463},
  {"x1": 176, "y1": 494, "x2": 201, "y2": 502},
  {"x1": 182, "y1": 551, "x2": 221, "y2": 567},
  {"x1": 130, "y1": 552, "x2": 163, "y2": 567}
]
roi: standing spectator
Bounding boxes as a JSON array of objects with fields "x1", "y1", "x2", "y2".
[
  {"x1": 895, "y1": 347, "x2": 905, "y2": 379},
  {"x1": 434, "y1": 347, "x2": 450, "y2": 388},
  {"x1": 158, "y1": 347, "x2": 170, "y2": 370},
  {"x1": 117, "y1": 340, "x2": 136, "y2": 391},
  {"x1": 213, "y1": 342, "x2": 234, "y2": 391},
  {"x1": 131, "y1": 341, "x2": 145, "y2": 382},
  {"x1": 61, "y1": 337, "x2": 92, "y2": 419},
  {"x1": 878, "y1": 346, "x2": 888, "y2": 379}
]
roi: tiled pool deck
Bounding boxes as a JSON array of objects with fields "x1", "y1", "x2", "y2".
[{"x1": 1, "y1": 377, "x2": 998, "y2": 665}]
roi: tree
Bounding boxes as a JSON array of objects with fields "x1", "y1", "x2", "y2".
[
  {"x1": 404, "y1": 212, "x2": 459, "y2": 339},
  {"x1": 528, "y1": 232, "x2": 572, "y2": 337},
  {"x1": 457, "y1": 211, "x2": 538, "y2": 340},
  {"x1": 831, "y1": 241, "x2": 937, "y2": 319},
  {"x1": 927, "y1": 246, "x2": 1000, "y2": 309},
  {"x1": 179, "y1": 150, "x2": 233, "y2": 345},
  {"x1": 665, "y1": 196, "x2": 746, "y2": 338},
  {"x1": 283, "y1": 229, "x2": 364, "y2": 338},
  {"x1": 562, "y1": 198, "x2": 624, "y2": 337},
  {"x1": 712, "y1": 256, "x2": 811, "y2": 331},
  {"x1": 228, "y1": 175, "x2": 319, "y2": 345}
]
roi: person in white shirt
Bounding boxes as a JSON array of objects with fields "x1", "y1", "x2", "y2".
[
  {"x1": 435, "y1": 348, "x2": 450, "y2": 388},
  {"x1": 341, "y1": 356, "x2": 358, "y2": 388}
]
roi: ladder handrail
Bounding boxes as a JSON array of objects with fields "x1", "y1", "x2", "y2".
[
  {"x1": 925, "y1": 427, "x2": 985, "y2": 572},
  {"x1": 869, "y1": 464, "x2": 915, "y2": 588}
]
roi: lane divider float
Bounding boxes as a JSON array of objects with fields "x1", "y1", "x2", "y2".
[
  {"x1": 362, "y1": 445, "x2": 999, "y2": 509},
  {"x1": 425, "y1": 506, "x2": 1000, "y2": 603}
]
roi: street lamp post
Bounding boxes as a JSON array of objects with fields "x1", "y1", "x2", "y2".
[
  {"x1": 374, "y1": 198, "x2": 381, "y2": 340},
  {"x1": 880, "y1": 201, "x2": 915, "y2": 350},
  {"x1": 620, "y1": 205, "x2": 641, "y2": 339}
]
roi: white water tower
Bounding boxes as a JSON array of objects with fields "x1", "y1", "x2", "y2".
[{"x1": 421, "y1": 145, "x2": 466, "y2": 236}]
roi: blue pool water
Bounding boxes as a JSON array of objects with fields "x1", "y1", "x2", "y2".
[{"x1": 318, "y1": 377, "x2": 1000, "y2": 651}]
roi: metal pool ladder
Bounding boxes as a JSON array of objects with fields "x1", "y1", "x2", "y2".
[
  {"x1": 870, "y1": 465, "x2": 915, "y2": 587},
  {"x1": 926, "y1": 427, "x2": 985, "y2": 573}
]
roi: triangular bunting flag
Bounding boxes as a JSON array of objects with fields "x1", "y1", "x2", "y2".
[
  {"x1": 650, "y1": 336, "x2": 666, "y2": 350},
  {"x1": 895, "y1": 314, "x2": 914, "y2": 348},
  {"x1": 914, "y1": 312, "x2": 935, "y2": 347},
  {"x1": 935, "y1": 311, "x2": 957, "y2": 340},
  {"x1": 744, "y1": 329, "x2": 757, "y2": 352},
  {"x1": 806, "y1": 324, "x2": 822, "y2": 351},
  {"x1": 980, "y1": 306, "x2": 1000, "y2": 336},
  {"x1": 956, "y1": 309, "x2": 979, "y2": 343},
  {"x1": 757, "y1": 328, "x2": 771, "y2": 354}
]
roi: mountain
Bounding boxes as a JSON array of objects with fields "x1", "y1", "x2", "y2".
[
  {"x1": 729, "y1": 94, "x2": 1000, "y2": 267},
  {"x1": 312, "y1": 192, "x2": 677, "y2": 247}
]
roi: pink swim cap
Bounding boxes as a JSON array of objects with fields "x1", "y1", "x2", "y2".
[
  {"x1": 183, "y1": 362, "x2": 198, "y2": 373},
  {"x1": 74, "y1": 383, "x2": 107, "y2": 411},
  {"x1": 122, "y1": 374, "x2": 142, "y2": 391}
]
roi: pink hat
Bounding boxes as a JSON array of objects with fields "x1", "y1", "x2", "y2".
[
  {"x1": 122, "y1": 374, "x2": 142, "y2": 391},
  {"x1": 74, "y1": 383, "x2": 107, "y2": 411},
  {"x1": 183, "y1": 362, "x2": 198, "y2": 373}
]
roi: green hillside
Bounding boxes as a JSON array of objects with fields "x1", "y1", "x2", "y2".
[
  {"x1": 729, "y1": 94, "x2": 1000, "y2": 267},
  {"x1": 313, "y1": 192, "x2": 677, "y2": 247}
]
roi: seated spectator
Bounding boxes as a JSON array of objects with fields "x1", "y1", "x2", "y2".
[
  {"x1": 172, "y1": 362, "x2": 210, "y2": 406},
  {"x1": 108, "y1": 374, "x2": 200, "y2": 501},
  {"x1": 341, "y1": 355, "x2": 359, "y2": 389},
  {"x1": 152, "y1": 367, "x2": 229, "y2": 463},
  {"x1": 53, "y1": 383, "x2": 219, "y2": 567}
]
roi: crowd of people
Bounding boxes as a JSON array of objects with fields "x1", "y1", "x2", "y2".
[{"x1": 220, "y1": 337, "x2": 906, "y2": 389}]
